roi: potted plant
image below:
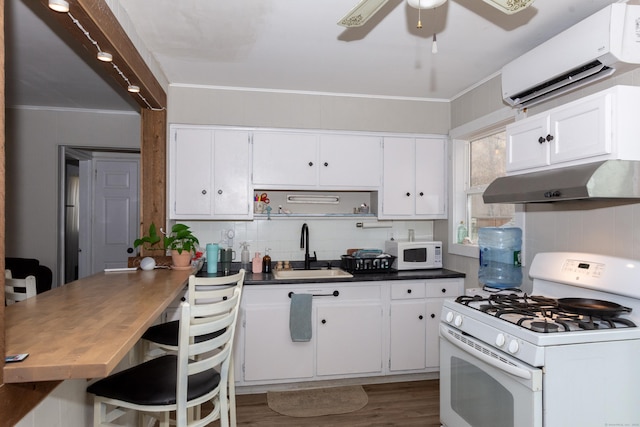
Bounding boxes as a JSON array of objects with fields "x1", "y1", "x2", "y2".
[
  {"x1": 163, "y1": 223, "x2": 200, "y2": 268},
  {"x1": 133, "y1": 222, "x2": 165, "y2": 253}
]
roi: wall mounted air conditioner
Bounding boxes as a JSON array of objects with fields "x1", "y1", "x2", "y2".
[{"x1": 502, "y1": 3, "x2": 640, "y2": 109}]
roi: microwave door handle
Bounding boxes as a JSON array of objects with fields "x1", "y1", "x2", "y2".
[{"x1": 439, "y1": 324, "x2": 532, "y2": 380}]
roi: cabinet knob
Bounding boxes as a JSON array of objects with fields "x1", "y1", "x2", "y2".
[
  {"x1": 431, "y1": 313, "x2": 436, "y2": 319},
  {"x1": 441, "y1": 288, "x2": 446, "y2": 293},
  {"x1": 538, "y1": 137, "x2": 546, "y2": 144},
  {"x1": 419, "y1": 192, "x2": 424, "y2": 196},
  {"x1": 418, "y1": 315, "x2": 424, "y2": 320},
  {"x1": 546, "y1": 134, "x2": 554, "y2": 141},
  {"x1": 201, "y1": 189, "x2": 207, "y2": 195},
  {"x1": 324, "y1": 162, "x2": 329, "y2": 167},
  {"x1": 407, "y1": 289, "x2": 412, "y2": 294},
  {"x1": 321, "y1": 319, "x2": 327, "y2": 324},
  {"x1": 308, "y1": 161, "x2": 314, "y2": 167},
  {"x1": 218, "y1": 189, "x2": 223, "y2": 195},
  {"x1": 406, "y1": 192, "x2": 411, "y2": 197}
]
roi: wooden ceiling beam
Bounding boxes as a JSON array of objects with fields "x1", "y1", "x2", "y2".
[{"x1": 38, "y1": 0, "x2": 166, "y2": 110}]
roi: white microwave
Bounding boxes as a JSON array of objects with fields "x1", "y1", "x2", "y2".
[{"x1": 385, "y1": 240, "x2": 443, "y2": 270}]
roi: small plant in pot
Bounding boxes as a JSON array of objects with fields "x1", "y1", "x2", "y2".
[
  {"x1": 133, "y1": 222, "x2": 165, "y2": 254},
  {"x1": 163, "y1": 223, "x2": 200, "y2": 269}
]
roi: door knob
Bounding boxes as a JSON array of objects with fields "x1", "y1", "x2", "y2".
[{"x1": 127, "y1": 247, "x2": 133, "y2": 254}]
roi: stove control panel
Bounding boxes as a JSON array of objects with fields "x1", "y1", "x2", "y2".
[{"x1": 561, "y1": 259, "x2": 605, "y2": 279}]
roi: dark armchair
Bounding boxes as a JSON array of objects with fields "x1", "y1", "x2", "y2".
[{"x1": 5, "y1": 257, "x2": 53, "y2": 294}]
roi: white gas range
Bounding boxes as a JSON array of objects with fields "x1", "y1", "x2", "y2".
[{"x1": 439, "y1": 252, "x2": 640, "y2": 427}]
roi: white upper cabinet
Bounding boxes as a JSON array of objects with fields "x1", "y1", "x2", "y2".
[
  {"x1": 169, "y1": 126, "x2": 252, "y2": 219},
  {"x1": 507, "y1": 85, "x2": 640, "y2": 174},
  {"x1": 317, "y1": 135, "x2": 381, "y2": 188},
  {"x1": 378, "y1": 137, "x2": 447, "y2": 219},
  {"x1": 252, "y1": 131, "x2": 381, "y2": 190},
  {"x1": 252, "y1": 131, "x2": 318, "y2": 187}
]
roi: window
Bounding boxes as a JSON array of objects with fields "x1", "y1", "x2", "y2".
[
  {"x1": 466, "y1": 131, "x2": 514, "y2": 243},
  {"x1": 449, "y1": 108, "x2": 521, "y2": 258}
]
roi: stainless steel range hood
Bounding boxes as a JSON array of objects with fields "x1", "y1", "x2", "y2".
[{"x1": 483, "y1": 160, "x2": 640, "y2": 203}]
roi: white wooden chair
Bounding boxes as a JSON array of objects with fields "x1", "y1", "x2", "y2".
[
  {"x1": 5, "y1": 269, "x2": 37, "y2": 305},
  {"x1": 87, "y1": 271, "x2": 244, "y2": 427},
  {"x1": 140, "y1": 270, "x2": 245, "y2": 426}
]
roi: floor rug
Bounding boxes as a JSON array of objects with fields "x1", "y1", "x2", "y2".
[{"x1": 267, "y1": 385, "x2": 368, "y2": 417}]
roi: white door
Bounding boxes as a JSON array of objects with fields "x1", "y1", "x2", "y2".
[
  {"x1": 415, "y1": 138, "x2": 446, "y2": 216},
  {"x1": 381, "y1": 137, "x2": 415, "y2": 216},
  {"x1": 318, "y1": 135, "x2": 381, "y2": 188},
  {"x1": 506, "y1": 115, "x2": 550, "y2": 172},
  {"x1": 213, "y1": 130, "x2": 251, "y2": 217},
  {"x1": 252, "y1": 132, "x2": 318, "y2": 187},
  {"x1": 91, "y1": 156, "x2": 139, "y2": 273}
]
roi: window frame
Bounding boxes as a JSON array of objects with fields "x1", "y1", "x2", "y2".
[{"x1": 449, "y1": 107, "x2": 524, "y2": 259}]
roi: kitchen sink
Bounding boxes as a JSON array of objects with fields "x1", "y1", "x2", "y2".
[{"x1": 272, "y1": 268, "x2": 353, "y2": 280}]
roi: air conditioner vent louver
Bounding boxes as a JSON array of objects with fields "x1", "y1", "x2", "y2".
[{"x1": 509, "y1": 61, "x2": 613, "y2": 108}]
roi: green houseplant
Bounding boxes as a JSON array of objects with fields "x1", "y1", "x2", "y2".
[
  {"x1": 163, "y1": 223, "x2": 199, "y2": 255},
  {"x1": 134, "y1": 222, "x2": 199, "y2": 268}
]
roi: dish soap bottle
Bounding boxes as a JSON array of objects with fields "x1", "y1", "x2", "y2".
[
  {"x1": 457, "y1": 221, "x2": 468, "y2": 244},
  {"x1": 240, "y1": 242, "x2": 250, "y2": 271},
  {"x1": 262, "y1": 248, "x2": 272, "y2": 273},
  {"x1": 252, "y1": 252, "x2": 262, "y2": 274}
]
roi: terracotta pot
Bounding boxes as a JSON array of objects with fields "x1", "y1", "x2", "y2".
[{"x1": 171, "y1": 250, "x2": 192, "y2": 268}]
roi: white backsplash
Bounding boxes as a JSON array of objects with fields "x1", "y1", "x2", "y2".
[{"x1": 184, "y1": 218, "x2": 435, "y2": 264}]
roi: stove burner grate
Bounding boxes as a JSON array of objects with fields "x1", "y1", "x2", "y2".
[{"x1": 455, "y1": 293, "x2": 636, "y2": 332}]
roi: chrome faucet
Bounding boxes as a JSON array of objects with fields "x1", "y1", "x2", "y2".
[{"x1": 300, "y1": 223, "x2": 317, "y2": 270}]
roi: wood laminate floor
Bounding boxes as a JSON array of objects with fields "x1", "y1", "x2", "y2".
[{"x1": 213, "y1": 380, "x2": 441, "y2": 427}]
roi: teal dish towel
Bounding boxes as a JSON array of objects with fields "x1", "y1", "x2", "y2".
[{"x1": 290, "y1": 293, "x2": 313, "y2": 342}]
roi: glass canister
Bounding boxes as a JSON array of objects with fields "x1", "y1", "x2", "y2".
[{"x1": 478, "y1": 227, "x2": 522, "y2": 289}]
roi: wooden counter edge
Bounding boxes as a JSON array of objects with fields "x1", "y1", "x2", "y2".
[{"x1": 0, "y1": 381, "x2": 61, "y2": 427}]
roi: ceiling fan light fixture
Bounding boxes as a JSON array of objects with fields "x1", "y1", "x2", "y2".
[
  {"x1": 338, "y1": 0, "x2": 389, "y2": 28},
  {"x1": 97, "y1": 51, "x2": 113, "y2": 62},
  {"x1": 407, "y1": 0, "x2": 447, "y2": 10},
  {"x1": 48, "y1": 0, "x2": 69, "y2": 13},
  {"x1": 482, "y1": 0, "x2": 536, "y2": 14}
]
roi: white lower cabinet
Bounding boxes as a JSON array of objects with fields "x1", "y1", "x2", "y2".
[
  {"x1": 389, "y1": 279, "x2": 463, "y2": 373},
  {"x1": 316, "y1": 300, "x2": 383, "y2": 376},
  {"x1": 237, "y1": 278, "x2": 463, "y2": 386}
]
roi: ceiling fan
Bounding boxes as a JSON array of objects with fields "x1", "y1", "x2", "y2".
[{"x1": 338, "y1": 0, "x2": 536, "y2": 27}]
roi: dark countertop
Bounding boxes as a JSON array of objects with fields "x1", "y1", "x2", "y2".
[{"x1": 197, "y1": 261, "x2": 465, "y2": 285}]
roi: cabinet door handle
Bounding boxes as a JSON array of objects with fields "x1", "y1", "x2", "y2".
[
  {"x1": 418, "y1": 315, "x2": 424, "y2": 320},
  {"x1": 407, "y1": 289, "x2": 412, "y2": 294},
  {"x1": 419, "y1": 192, "x2": 424, "y2": 196},
  {"x1": 406, "y1": 192, "x2": 411, "y2": 197},
  {"x1": 538, "y1": 137, "x2": 545, "y2": 144},
  {"x1": 324, "y1": 162, "x2": 329, "y2": 167},
  {"x1": 321, "y1": 319, "x2": 327, "y2": 324},
  {"x1": 431, "y1": 313, "x2": 436, "y2": 319},
  {"x1": 546, "y1": 134, "x2": 554, "y2": 141},
  {"x1": 308, "y1": 161, "x2": 314, "y2": 167},
  {"x1": 441, "y1": 288, "x2": 447, "y2": 293},
  {"x1": 201, "y1": 189, "x2": 207, "y2": 195},
  {"x1": 218, "y1": 189, "x2": 223, "y2": 195}
]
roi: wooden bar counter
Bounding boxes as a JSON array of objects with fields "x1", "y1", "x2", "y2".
[{"x1": 4, "y1": 268, "x2": 192, "y2": 383}]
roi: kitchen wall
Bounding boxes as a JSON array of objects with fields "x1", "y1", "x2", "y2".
[
  {"x1": 169, "y1": 85, "x2": 448, "y2": 264},
  {"x1": 5, "y1": 107, "x2": 140, "y2": 286},
  {"x1": 442, "y1": 68, "x2": 640, "y2": 291}
]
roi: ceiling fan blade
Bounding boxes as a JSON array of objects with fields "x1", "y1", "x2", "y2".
[
  {"x1": 482, "y1": 0, "x2": 536, "y2": 14},
  {"x1": 338, "y1": 0, "x2": 390, "y2": 28}
]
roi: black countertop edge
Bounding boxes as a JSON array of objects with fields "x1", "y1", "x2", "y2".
[{"x1": 196, "y1": 264, "x2": 465, "y2": 285}]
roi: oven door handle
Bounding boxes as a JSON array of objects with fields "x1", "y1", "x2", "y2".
[{"x1": 440, "y1": 324, "x2": 532, "y2": 380}]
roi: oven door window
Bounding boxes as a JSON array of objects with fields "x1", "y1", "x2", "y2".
[
  {"x1": 440, "y1": 332, "x2": 542, "y2": 427},
  {"x1": 451, "y1": 356, "x2": 514, "y2": 427},
  {"x1": 403, "y1": 247, "x2": 427, "y2": 263}
]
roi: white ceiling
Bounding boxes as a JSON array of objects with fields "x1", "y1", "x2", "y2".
[{"x1": 7, "y1": 0, "x2": 622, "y2": 111}]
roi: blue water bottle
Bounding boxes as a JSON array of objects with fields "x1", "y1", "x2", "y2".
[
  {"x1": 478, "y1": 227, "x2": 522, "y2": 289},
  {"x1": 206, "y1": 243, "x2": 219, "y2": 274}
]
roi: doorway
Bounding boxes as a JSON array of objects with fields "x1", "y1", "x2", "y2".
[{"x1": 59, "y1": 147, "x2": 140, "y2": 285}]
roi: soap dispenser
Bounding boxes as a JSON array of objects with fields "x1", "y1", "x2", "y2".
[{"x1": 252, "y1": 252, "x2": 262, "y2": 274}]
